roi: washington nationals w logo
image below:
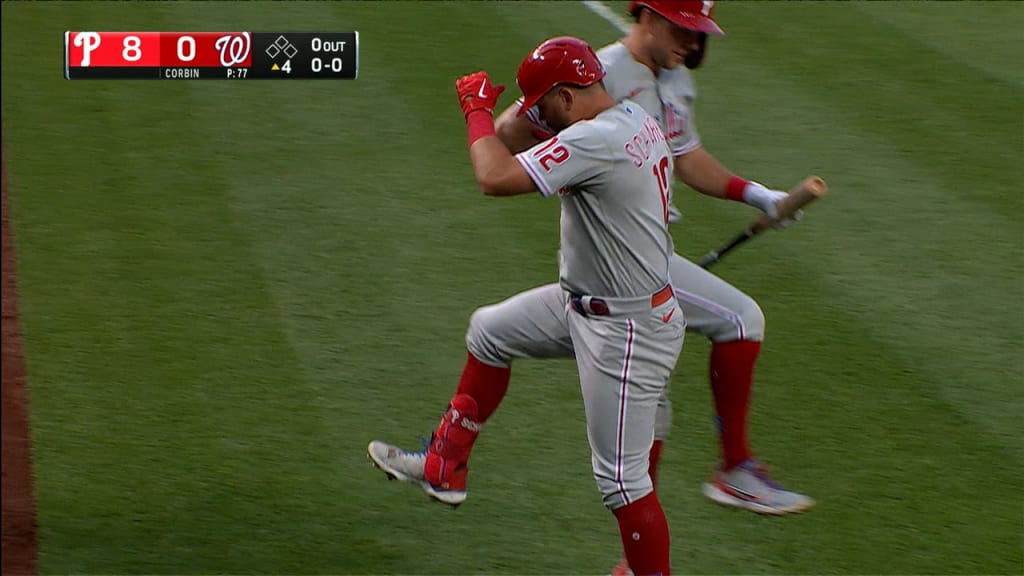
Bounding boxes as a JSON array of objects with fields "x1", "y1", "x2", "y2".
[{"x1": 215, "y1": 32, "x2": 251, "y2": 67}]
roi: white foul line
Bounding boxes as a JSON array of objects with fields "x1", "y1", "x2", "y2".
[{"x1": 581, "y1": 1, "x2": 632, "y2": 34}]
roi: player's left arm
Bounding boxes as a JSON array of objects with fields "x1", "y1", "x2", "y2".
[
  {"x1": 673, "y1": 147, "x2": 797, "y2": 222},
  {"x1": 667, "y1": 106, "x2": 743, "y2": 199},
  {"x1": 667, "y1": 94, "x2": 797, "y2": 221},
  {"x1": 672, "y1": 146, "x2": 733, "y2": 199},
  {"x1": 456, "y1": 71, "x2": 538, "y2": 197}
]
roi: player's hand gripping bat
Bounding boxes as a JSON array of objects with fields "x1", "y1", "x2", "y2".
[{"x1": 698, "y1": 176, "x2": 828, "y2": 269}]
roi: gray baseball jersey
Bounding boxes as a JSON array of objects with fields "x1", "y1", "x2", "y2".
[
  {"x1": 515, "y1": 102, "x2": 673, "y2": 299},
  {"x1": 518, "y1": 44, "x2": 763, "y2": 341},
  {"x1": 596, "y1": 41, "x2": 766, "y2": 442},
  {"x1": 509, "y1": 41, "x2": 768, "y2": 445},
  {"x1": 597, "y1": 42, "x2": 701, "y2": 158},
  {"x1": 466, "y1": 100, "x2": 687, "y2": 510}
]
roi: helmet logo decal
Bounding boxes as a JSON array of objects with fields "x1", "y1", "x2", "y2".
[{"x1": 575, "y1": 58, "x2": 587, "y2": 78}]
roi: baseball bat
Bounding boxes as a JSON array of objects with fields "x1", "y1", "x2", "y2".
[{"x1": 698, "y1": 176, "x2": 828, "y2": 269}]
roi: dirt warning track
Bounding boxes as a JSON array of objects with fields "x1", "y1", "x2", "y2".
[{"x1": 2, "y1": 140, "x2": 38, "y2": 576}]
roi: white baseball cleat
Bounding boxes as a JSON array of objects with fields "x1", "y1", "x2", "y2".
[
  {"x1": 366, "y1": 440, "x2": 466, "y2": 507},
  {"x1": 703, "y1": 460, "x2": 815, "y2": 515}
]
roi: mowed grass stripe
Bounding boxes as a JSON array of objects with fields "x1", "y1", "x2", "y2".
[
  {"x1": 1, "y1": 1, "x2": 1020, "y2": 574},
  {"x1": 589, "y1": 2, "x2": 1022, "y2": 572},
  {"x1": 684, "y1": 3, "x2": 1022, "y2": 459},
  {"x1": 716, "y1": 273, "x2": 1024, "y2": 573},
  {"x1": 178, "y1": 5, "x2": 521, "y2": 571},
  {"x1": 672, "y1": 4, "x2": 1023, "y2": 572},
  {"x1": 854, "y1": 1, "x2": 1024, "y2": 90},
  {"x1": 152, "y1": 3, "x2": 621, "y2": 574},
  {"x1": 4, "y1": 4, "x2": 336, "y2": 573},
  {"x1": 841, "y1": 3, "x2": 1020, "y2": 220},
  {"x1": 715, "y1": 2, "x2": 1020, "y2": 220}
]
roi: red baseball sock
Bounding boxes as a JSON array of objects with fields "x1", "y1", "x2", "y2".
[
  {"x1": 709, "y1": 340, "x2": 760, "y2": 469},
  {"x1": 424, "y1": 394, "x2": 480, "y2": 490},
  {"x1": 649, "y1": 440, "x2": 664, "y2": 489},
  {"x1": 455, "y1": 351, "x2": 511, "y2": 423},
  {"x1": 612, "y1": 492, "x2": 671, "y2": 575}
]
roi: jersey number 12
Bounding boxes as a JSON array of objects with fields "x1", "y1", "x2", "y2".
[
  {"x1": 534, "y1": 137, "x2": 571, "y2": 172},
  {"x1": 652, "y1": 155, "x2": 671, "y2": 225}
]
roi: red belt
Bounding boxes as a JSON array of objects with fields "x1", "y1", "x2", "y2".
[
  {"x1": 570, "y1": 285, "x2": 674, "y2": 317},
  {"x1": 650, "y1": 284, "x2": 673, "y2": 308}
]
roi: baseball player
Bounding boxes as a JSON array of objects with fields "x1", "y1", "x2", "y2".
[
  {"x1": 370, "y1": 36, "x2": 682, "y2": 574},
  {"x1": 494, "y1": 0, "x2": 815, "y2": 537}
]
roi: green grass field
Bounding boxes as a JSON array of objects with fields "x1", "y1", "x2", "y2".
[{"x1": 3, "y1": 1, "x2": 1022, "y2": 574}]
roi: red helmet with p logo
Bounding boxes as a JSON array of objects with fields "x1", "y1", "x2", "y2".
[
  {"x1": 629, "y1": 0, "x2": 725, "y2": 35},
  {"x1": 516, "y1": 36, "x2": 606, "y2": 115}
]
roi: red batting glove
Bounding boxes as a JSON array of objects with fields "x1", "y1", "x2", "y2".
[{"x1": 455, "y1": 71, "x2": 505, "y2": 119}]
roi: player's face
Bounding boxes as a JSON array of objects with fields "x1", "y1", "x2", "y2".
[{"x1": 649, "y1": 14, "x2": 703, "y2": 69}]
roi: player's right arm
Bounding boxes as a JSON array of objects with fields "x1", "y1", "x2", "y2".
[
  {"x1": 456, "y1": 72, "x2": 606, "y2": 198},
  {"x1": 468, "y1": 136, "x2": 539, "y2": 197},
  {"x1": 513, "y1": 124, "x2": 610, "y2": 198},
  {"x1": 471, "y1": 124, "x2": 607, "y2": 198},
  {"x1": 457, "y1": 71, "x2": 538, "y2": 197}
]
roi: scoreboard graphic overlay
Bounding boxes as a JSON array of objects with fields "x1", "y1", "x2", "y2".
[{"x1": 64, "y1": 32, "x2": 359, "y2": 79}]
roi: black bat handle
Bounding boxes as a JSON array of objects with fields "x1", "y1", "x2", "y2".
[
  {"x1": 698, "y1": 251, "x2": 720, "y2": 269},
  {"x1": 699, "y1": 228, "x2": 755, "y2": 269}
]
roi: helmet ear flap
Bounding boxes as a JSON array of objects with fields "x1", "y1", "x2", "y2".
[{"x1": 684, "y1": 32, "x2": 707, "y2": 70}]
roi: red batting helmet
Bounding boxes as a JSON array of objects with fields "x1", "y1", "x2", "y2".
[
  {"x1": 629, "y1": 0, "x2": 725, "y2": 35},
  {"x1": 516, "y1": 36, "x2": 606, "y2": 115}
]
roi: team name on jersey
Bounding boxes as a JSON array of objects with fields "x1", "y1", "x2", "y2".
[
  {"x1": 665, "y1": 102, "x2": 688, "y2": 141},
  {"x1": 624, "y1": 116, "x2": 668, "y2": 168}
]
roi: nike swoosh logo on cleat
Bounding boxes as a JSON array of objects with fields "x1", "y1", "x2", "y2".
[{"x1": 661, "y1": 308, "x2": 676, "y2": 323}]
